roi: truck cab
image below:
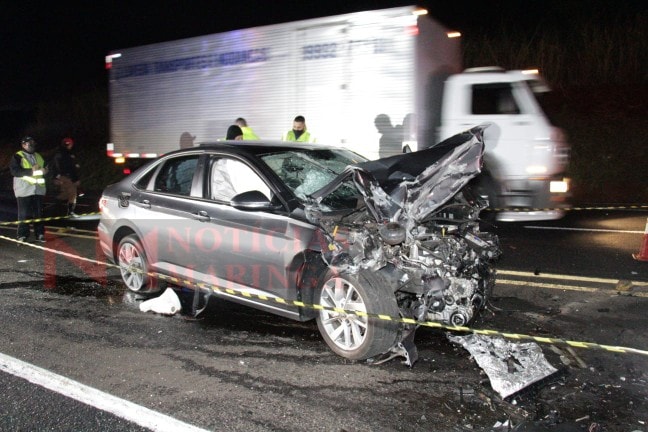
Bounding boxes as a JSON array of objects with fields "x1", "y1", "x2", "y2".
[{"x1": 439, "y1": 68, "x2": 571, "y2": 221}]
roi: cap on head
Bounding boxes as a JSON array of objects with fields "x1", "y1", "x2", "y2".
[
  {"x1": 62, "y1": 137, "x2": 74, "y2": 146},
  {"x1": 21, "y1": 136, "x2": 35, "y2": 145}
]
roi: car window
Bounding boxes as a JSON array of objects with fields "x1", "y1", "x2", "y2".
[
  {"x1": 319, "y1": 178, "x2": 361, "y2": 210},
  {"x1": 152, "y1": 155, "x2": 199, "y2": 196},
  {"x1": 133, "y1": 168, "x2": 155, "y2": 190},
  {"x1": 209, "y1": 156, "x2": 272, "y2": 202}
]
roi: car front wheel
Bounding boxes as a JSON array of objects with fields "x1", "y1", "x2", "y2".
[
  {"x1": 316, "y1": 271, "x2": 400, "y2": 360},
  {"x1": 117, "y1": 234, "x2": 164, "y2": 294}
]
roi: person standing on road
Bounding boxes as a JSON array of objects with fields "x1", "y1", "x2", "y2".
[
  {"x1": 282, "y1": 115, "x2": 315, "y2": 142},
  {"x1": 51, "y1": 137, "x2": 81, "y2": 217},
  {"x1": 9, "y1": 137, "x2": 48, "y2": 242},
  {"x1": 235, "y1": 118, "x2": 260, "y2": 140}
]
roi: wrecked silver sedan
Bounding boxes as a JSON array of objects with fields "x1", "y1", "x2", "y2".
[{"x1": 98, "y1": 125, "x2": 500, "y2": 364}]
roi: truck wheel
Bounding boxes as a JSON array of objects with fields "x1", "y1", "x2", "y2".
[
  {"x1": 117, "y1": 234, "x2": 164, "y2": 294},
  {"x1": 316, "y1": 271, "x2": 400, "y2": 360}
]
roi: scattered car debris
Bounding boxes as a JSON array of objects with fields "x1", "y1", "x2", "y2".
[
  {"x1": 548, "y1": 345, "x2": 588, "y2": 369},
  {"x1": 615, "y1": 280, "x2": 633, "y2": 292},
  {"x1": 448, "y1": 333, "x2": 558, "y2": 398},
  {"x1": 139, "y1": 288, "x2": 181, "y2": 315}
]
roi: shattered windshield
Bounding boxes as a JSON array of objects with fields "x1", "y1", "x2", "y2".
[{"x1": 261, "y1": 148, "x2": 366, "y2": 209}]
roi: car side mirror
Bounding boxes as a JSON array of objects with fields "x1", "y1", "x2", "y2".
[{"x1": 230, "y1": 190, "x2": 276, "y2": 211}]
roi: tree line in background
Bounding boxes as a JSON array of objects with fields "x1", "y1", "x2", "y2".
[
  {"x1": 2, "y1": 11, "x2": 646, "y2": 203},
  {"x1": 463, "y1": 7, "x2": 646, "y2": 87},
  {"x1": 461, "y1": 9, "x2": 647, "y2": 203}
]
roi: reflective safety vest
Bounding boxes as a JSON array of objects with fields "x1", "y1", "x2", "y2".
[
  {"x1": 282, "y1": 130, "x2": 314, "y2": 143},
  {"x1": 241, "y1": 126, "x2": 259, "y2": 140},
  {"x1": 13, "y1": 150, "x2": 46, "y2": 197}
]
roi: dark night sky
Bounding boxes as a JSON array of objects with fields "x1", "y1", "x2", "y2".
[{"x1": 1, "y1": 0, "x2": 644, "y2": 109}]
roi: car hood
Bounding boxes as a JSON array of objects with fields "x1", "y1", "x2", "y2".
[{"x1": 310, "y1": 124, "x2": 488, "y2": 224}]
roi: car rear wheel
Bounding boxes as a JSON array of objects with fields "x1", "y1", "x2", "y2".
[
  {"x1": 117, "y1": 234, "x2": 164, "y2": 294},
  {"x1": 316, "y1": 271, "x2": 400, "y2": 360}
]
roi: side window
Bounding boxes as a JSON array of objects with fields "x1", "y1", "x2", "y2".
[
  {"x1": 471, "y1": 83, "x2": 520, "y2": 115},
  {"x1": 210, "y1": 157, "x2": 272, "y2": 202},
  {"x1": 153, "y1": 155, "x2": 199, "y2": 196},
  {"x1": 133, "y1": 169, "x2": 155, "y2": 190}
]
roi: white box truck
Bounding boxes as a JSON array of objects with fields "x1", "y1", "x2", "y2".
[{"x1": 105, "y1": 5, "x2": 570, "y2": 221}]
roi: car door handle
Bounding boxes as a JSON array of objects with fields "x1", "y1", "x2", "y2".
[
  {"x1": 136, "y1": 199, "x2": 151, "y2": 209},
  {"x1": 193, "y1": 211, "x2": 210, "y2": 222}
]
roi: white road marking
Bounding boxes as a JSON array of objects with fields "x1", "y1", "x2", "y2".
[
  {"x1": 0, "y1": 352, "x2": 210, "y2": 432},
  {"x1": 524, "y1": 225, "x2": 643, "y2": 234}
]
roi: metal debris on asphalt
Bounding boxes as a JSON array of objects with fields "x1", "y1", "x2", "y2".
[{"x1": 448, "y1": 333, "x2": 558, "y2": 398}]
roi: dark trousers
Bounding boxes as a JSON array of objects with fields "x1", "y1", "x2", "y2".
[{"x1": 16, "y1": 195, "x2": 45, "y2": 238}]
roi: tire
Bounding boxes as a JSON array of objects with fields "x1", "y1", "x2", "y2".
[
  {"x1": 316, "y1": 271, "x2": 400, "y2": 360},
  {"x1": 117, "y1": 234, "x2": 164, "y2": 294}
]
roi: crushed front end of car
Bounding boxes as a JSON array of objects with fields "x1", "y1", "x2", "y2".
[{"x1": 306, "y1": 125, "x2": 501, "y2": 365}]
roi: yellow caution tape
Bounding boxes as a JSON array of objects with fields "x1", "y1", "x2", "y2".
[
  {"x1": 0, "y1": 212, "x2": 101, "y2": 226},
  {"x1": 1, "y1": 232, "x2": 648, "y2": 358}
]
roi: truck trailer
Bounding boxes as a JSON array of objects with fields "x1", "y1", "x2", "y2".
[{"x1": 106, "y1": 5, "x2": 570, "y2": 221}]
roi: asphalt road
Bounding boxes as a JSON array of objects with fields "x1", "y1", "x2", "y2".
[{"x1": 0, "y1": 203, "x2": 647, "y2": 431}]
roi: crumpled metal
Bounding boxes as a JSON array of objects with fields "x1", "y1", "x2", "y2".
[{"x1": 448, "y1": 333, "x2": 558, "y2": 398}]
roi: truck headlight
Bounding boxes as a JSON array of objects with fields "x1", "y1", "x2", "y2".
[{"x1": 550, "y1": 180, "x2": 569, "y2": 193}]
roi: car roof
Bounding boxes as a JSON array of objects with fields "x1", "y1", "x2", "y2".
[{"x1": 196, "y1": 140, "x2": 343, "y2": 156}]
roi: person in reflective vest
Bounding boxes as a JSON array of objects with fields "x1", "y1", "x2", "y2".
[
  {"x1": 282, "y1": 115, "x2": 315, "y2": 142},
  {"x1": 9, "y1": 137, "x2": 48, "y2": 242},
  {"x1": 235, "y1": 117, "x2": 260, "y2": 140}
]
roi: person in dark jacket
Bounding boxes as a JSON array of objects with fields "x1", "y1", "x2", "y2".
[
  {"x1": 51, "y1": 137, "x2": 81, "y2": 216},
  {"x1": 9, "y1": 137, "x2": 48, "y2": 242},
  {"x1": 226, "y1": 125, "x2": 244, "y2": 140}
]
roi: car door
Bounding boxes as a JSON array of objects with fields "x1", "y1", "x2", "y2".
[
  {"x1": 187, "y1": 153, "x2": 317, "y2": 312},
  {"x1": 131, "y1": 153, "x2": 203, "y2": 275}
]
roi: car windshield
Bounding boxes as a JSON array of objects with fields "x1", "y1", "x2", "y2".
[{"x1": 260, "y1": 148, "x2": 366, "y2": 206}]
